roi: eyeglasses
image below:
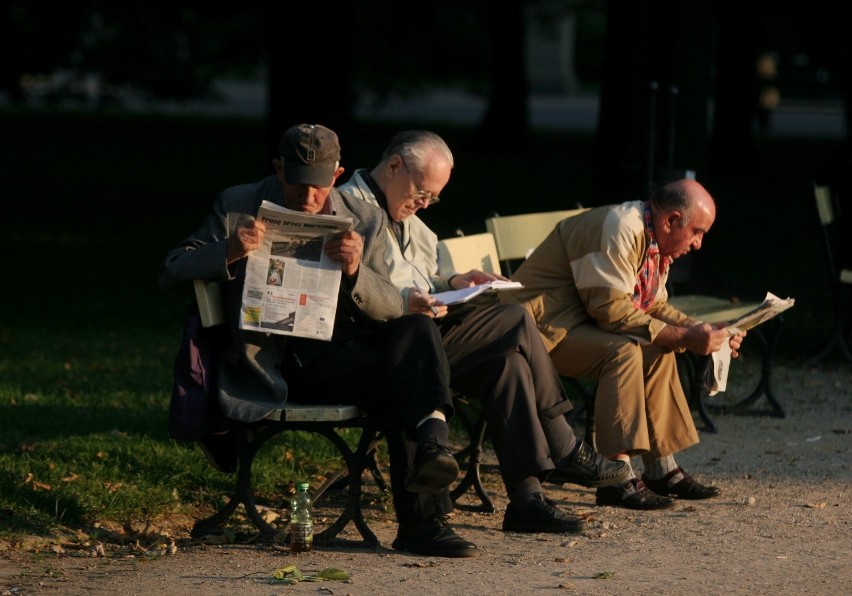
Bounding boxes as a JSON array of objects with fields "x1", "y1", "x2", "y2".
[{"x1": 400, "y1": 157, "x2": 441, "y2": 205}]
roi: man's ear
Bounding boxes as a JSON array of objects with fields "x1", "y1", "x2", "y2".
[
  {"x1": 666, "y1": 211, "x2": 683, "y2": 230},
  {"x1": 331, "y1": 166, "x2": 345, "y2": 185}
]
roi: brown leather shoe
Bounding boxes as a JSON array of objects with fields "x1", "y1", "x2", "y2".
[
  {"x1": 642, "y1": 468, "x2": 721, "y2": 500},
  {"x1": 596, "y1": 478, "x2": 675, "y2": 510}
]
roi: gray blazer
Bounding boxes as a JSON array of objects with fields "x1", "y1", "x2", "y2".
[{"x1": 159, "y1": 175, "x2": 403, "y2": 422}]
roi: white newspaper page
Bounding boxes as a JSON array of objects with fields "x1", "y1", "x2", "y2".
[
  {"x1": 709, "y1": 292, "x2": 795, "y2": 394},
  {"x1": 239, "y1": 200, "x2": 352, "y2": 340}
]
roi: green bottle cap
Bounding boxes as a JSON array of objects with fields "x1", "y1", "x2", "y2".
[{"x1": 297, "y1": 482, "x2": 310, "y2": 491}]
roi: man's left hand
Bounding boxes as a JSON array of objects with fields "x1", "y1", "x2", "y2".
[
  {"x1": 450, "y1": 269, "x2": 509, "y2": 289},
  {"x1": 325, "y1": 230, "x2": 363, "y2": 278}
]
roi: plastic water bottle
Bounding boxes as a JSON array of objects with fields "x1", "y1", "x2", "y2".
[{"x1": 289, "y1": 482, "x2": 313, "y2": 552}]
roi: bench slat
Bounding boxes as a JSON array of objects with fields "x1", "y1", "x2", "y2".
[{"x1": 264, "y1": 403, "x2": 364, "y2": 422}]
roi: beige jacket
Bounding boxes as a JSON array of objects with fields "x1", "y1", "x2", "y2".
[{"x1": 505, "y1": 201, "x2": 698, "y2": 352}]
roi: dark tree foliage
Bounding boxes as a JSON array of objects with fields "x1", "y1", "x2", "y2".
[
  {"x1": 593, "y1": 0, "x2": 713, "y2": 201},
  {"x1": 1, "y1": 2, "x2": 263, "y2": 105}
]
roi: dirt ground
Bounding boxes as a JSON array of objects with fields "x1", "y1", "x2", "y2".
[{"x1": 2, "y1": 362, "x2": 850, "y2": 595}]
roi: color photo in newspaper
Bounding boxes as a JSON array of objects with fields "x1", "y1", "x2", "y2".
[{"x1": 239, "y1": 200, "x2": 353, "y2": 340}]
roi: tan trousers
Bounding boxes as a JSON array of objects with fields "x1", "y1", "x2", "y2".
[{"x1": 549, "y1": 323, "x2": 699, "y2": 459}]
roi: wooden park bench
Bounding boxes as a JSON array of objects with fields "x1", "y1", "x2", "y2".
[{"x1": 188, "y1": 280, "x2": 385, "y2": 547}]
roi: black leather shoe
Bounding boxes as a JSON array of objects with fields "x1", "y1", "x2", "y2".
[
  {"x1": 502, "y1": 493, "x2": 586, "y2": 534},
  {"x1": 547, "y1": 440, "x2": 630, "y2": 488},
  {"x1": 392, "y1": 516, "x2": 479, "y2": 558},
  {"x1": 406, "y1": 439, "x2": 460, "y2": 495},
  {"x1": 642, "y1": 468, "x2": 722, "y2": 500},
  {"x1": 596, "y1": 478, "x2": 675, "y2": 510}
]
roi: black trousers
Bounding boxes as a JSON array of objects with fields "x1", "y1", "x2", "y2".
[
  {"x1": 284, "y1": 314, "x2": 454, "y2": 524},
  {"x1": 438, "y1": 301, "x2": 578, "y2": 494}
]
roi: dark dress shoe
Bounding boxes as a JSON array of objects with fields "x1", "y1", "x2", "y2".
[
  {"x1": 502, "y1": 493, "x2": 586, "y2": 534},
  {"x1": 547, "y1": 440, "x2": 630, "y2": 488},
  {"x1": 405, "y1": 439, "x2": 460, "y2": 495},
  {"x1": 392, "y1": 516, "x2": 479, "y2": 558},
  {"x1": 596, "y1": 478, "x2": 675, "y2": 510},
  {"x1": 642, "y1": 468, "x2": 722, "y2": 500}
]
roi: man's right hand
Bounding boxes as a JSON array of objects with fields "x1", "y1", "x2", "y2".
[
  {"x1": 227, "y1": 218, "x2": 266, "y2": 264},
  {"x1": 680, "y1": 323, "x2": 731, "y2": 355}
]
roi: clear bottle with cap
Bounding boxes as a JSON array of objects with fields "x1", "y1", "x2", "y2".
[{"x1": 289, "y1": 482, "x2": 313, "y2": 552}]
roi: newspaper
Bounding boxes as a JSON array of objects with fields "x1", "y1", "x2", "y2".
[
  {"x1": 709, "y1": 292, "x2": 795, "y2": 394},
  {"x1": 239, "y1": 200, "x2": 352, "y2": 340}
]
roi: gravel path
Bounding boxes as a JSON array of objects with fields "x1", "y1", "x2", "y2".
[{"x1": 2, "y1": 362, "x2": 850, "y2": 595}]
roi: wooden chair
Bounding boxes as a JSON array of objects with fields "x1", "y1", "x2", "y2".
[
  {"x1": 433, "y1": 233, "x2": 501, "y2": 512},
  {"x1": 805, "y1": 182, "x2": 852, "y2": 364},
  {"x1": 434, "y1": 232, "x2": 593, "y2": 511},
  {"x1": 485, "y1": 209, "x2": 589, "y2": 275},
  {"x1": 188, "y1": 280, "x2": 385, "y2": 546},
  {"x1": 486, "y1": 209, "x2": 785, "y2": 434},
  {"x1": 484, "y1": 210, "x2": 597, "y2": 439}
]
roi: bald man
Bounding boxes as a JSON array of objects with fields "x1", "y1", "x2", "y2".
[{"x1": 506, "y1": 179, "x2": 746, "y2": 510}]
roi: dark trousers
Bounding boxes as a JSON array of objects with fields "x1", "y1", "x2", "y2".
[
  {"x1": 284, "y1": 314, "x2": 454, "y2": 524},
  {"x1": 439, "y1": 301, "x2": 577, "y2": 494}
]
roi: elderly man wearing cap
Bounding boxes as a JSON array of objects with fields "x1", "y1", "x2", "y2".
[
  {"x1": 159, "y1": 123, "x2": 477, "y2": 558},
  {"x1": 338, "y1": 130, "x2": 630, "y2": 534}
]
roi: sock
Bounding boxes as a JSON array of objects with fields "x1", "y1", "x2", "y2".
[
  {"x1": 509, "y1": 477, "x2": 543, "y2": 506},
  {"x1": 417, "y1": 410, "x2": 447, "y2": 426},
  {"x1": 621, "y1": 458, "x2": 637, "y2": 482},
  {"x1": 642, "y1": 455, "x2": 684, "y2": 484},
  {"x1": 415, "y1": 417, "x2": 449, "y2": 447}
]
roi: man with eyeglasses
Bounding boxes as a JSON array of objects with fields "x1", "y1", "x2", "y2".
[{"x1": 338, "y1": 130, "x2": 629, "y2": 535}]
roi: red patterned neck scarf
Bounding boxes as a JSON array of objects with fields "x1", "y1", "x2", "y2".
[{"x1": 632, "y1": 202, "x2": 672, "y2": 311}]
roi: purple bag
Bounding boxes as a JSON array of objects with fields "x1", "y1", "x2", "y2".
[{"x1": 168, "y1": 307, "x2": 230, "y2": 440}]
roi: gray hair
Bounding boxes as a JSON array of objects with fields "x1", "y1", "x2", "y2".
[
  {"x1": 381, "y1": 130, "x2": 454, "y2": 171},
  {"x1": 650, "y1": 180, "x2": 694, "y2": 223}
]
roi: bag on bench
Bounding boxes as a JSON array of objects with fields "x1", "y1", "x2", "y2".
[{"x1": 169, "y1": 306, "x2": 231, "y2": 441}]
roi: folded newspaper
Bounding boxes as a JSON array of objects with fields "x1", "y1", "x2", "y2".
[
  {"x1": 239, "y1": 200, "x2": 352, "y2": 340},
  {"x1": 709, "y1": 292, "x2": 795, "y2": 395}
]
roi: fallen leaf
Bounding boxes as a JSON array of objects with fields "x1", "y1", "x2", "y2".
[
  {"x1": 316, "y1": 568, "x2": 349, "y2": 580},
  {"x1": 805, "y1": 502, "x2": 827, "y2": 509},
  {"x1": 593, "y1": 571, "x2": 615, "y2": 579}
]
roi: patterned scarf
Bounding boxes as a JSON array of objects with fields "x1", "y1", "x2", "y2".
[{"x1": 632, "y1": 202, "x2": 672, "y2": 312}]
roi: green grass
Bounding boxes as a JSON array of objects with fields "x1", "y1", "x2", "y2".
[{"x1": 0, "y1": 107, "x2": 845, "y2": 544}]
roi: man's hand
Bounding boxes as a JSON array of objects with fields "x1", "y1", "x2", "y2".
[
  {"x1": 325, "y1": 230, "x2": 364, "y2": 278},
  {"x1": 408, "y1": 286, "x2": 448, "y2": 318},
  {"x1": 449, "y1": 269, "x2": 508, "y2": 289},
  {"x1": 227, "y1": 218, "x2": 266, "y2": 264},
  {"x1": 656, "y1": 322, "x2": 743, "y2": 356},
  {"x1": 726, "y1": 329, "x2": 746, "y2": 359}
]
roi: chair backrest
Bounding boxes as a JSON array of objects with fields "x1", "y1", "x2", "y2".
[
  {"x1": 485, "y1": 209, "x2": 589, "y2": 275},
  {"x1": 813, "y1": 182, "x2": 852, "y2": 285},
  {"x1": 436, "y1": 232, "x2": 501, "y2": 277},
  {"x1": 193, "y1": 279, "x2": 226, "y2": 328}
]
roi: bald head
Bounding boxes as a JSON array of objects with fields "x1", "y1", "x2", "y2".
[{"x1": 651, "y1": 179, "x2": 716, "y2": 259}]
